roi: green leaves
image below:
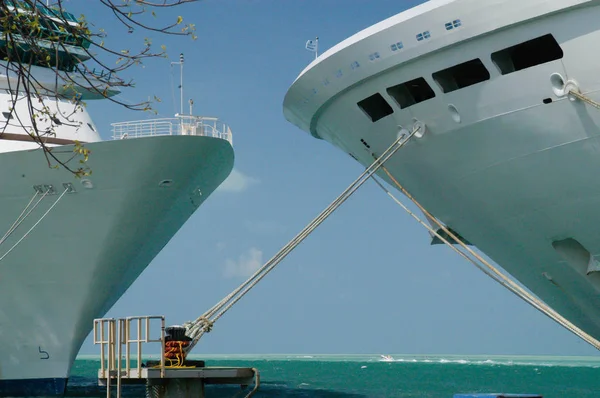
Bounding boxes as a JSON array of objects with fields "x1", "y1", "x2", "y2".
[{"x1": 0, "y1": 0, "x2": 201, "y2": 177}]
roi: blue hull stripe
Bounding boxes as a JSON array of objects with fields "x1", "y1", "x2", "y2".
[{"x1": 0, "y1": 378, "x2": 67, "y2": 396}]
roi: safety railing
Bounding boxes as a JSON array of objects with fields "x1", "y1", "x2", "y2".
[
  {"x1": 93, "y1": 315, "x2": 166, "y2": 398},
  {"x1": 111, "y1": 115, "x2": 233, "y2": 145},
  {"x1": 94, "y1": 318, "x2": 117, "y2": 381},
  {"x1": 75, "y1": 66, "x2": 119, "y2": 83}
]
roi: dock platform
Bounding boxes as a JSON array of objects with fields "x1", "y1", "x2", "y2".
[
  {"x1": 93, "y1": 316, "x2": 260, "y2": 398},
  {"x1": 99, "y1": 366, "x2": 257, "y2": 386}
]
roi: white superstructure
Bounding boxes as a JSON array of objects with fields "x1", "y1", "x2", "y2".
[
  {"x1": 0, "y1": 3, "x2": 234, "y2": 396},
  {"x1": 284, "y1": 0, "x2": 600, "y2": 344}
]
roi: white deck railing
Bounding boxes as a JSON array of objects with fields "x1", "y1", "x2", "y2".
[{"x1": 111, "y1": 115, "x2": 233, "y2": 145}]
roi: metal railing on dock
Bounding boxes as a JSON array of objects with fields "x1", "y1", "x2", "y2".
[
  {"x1": 111, "y1": 115, "x2": 233, "y2": 145},
  {"x1": 94, "y1": 315, "x2": 166, "y2": 398},
  {"x1": 93, "y1": 315, "x2": 259, "y2": 398}
]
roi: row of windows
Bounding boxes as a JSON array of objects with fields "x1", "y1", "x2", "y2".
[
  {"x1": 306, "y1": 18, "x2": 465, "y2": 101},
  {"x1": 389, "y1": 19, "x2": 462, "y2": 53},
  {"x1": 358, "y1": 34, "x2": 563, "y2": 122}
]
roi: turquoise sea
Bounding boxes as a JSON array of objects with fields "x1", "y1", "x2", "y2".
[{"x1": 68, "y1": 354, "x2": 600, "y2": 397}]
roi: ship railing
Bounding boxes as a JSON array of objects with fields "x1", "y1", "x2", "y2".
[
  {"x1": 6, "y1": 1, "x2": 79, "y2": 24},
  {"x1": 74, "y1": 66, "x2": 118, "y2": 83},
  {"x1": 93, "y1": 318, "x2": 117, "y2": 381},
  {"x1": 111, "y1": 115, "x2": 233, "y2": 145},
  {"x1": 93, "y1": 315, "x2": 166, "y2": 395}
]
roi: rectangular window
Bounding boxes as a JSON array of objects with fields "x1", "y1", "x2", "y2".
[
  {"x1": 492, "y1": 34, "x2": 563, "y2": 75},
  {"x1": 390, "y1": 42, "x2": 403, "y2": 51},
  {"x1": 357, "y1": 93, "x2": 393, "y2": 122},
  {"x1": 432, "y1": 59, "x2": 490, "y2": 93},
  {"x1": 386, "y1": 77, "x2": 436, "y2": 109}
]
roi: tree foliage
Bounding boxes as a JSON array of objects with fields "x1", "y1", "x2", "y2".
[{"x1": 0, "y1": 0, "x2": 197, "y2": 176}]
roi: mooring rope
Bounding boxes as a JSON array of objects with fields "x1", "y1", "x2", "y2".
[
  {"x1": 0, "y1": 190, "x2": 48, "y2": 246},
  {"x1": 0, "y1": 187, "x2": 70, "y2": 262},
  {"x1": 371, "y1": 162, "x2": 600, "y2": 351},
  {"x1": 183, "y1": 126, "x2": 422, "y2": 353},
  {"x1": 183, "y1": 86, "x2": 600, "y2": 353},
  {"x1": 569, "y1": 89, "x2": 600, "y2": 110}
]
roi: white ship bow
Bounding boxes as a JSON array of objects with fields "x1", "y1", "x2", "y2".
[
  {"x1": 0, "y1": 134, "x2": 234, "y2": 394},
  {"x1": 284, "y1": 0, "x2": 600, "y2": 345}
]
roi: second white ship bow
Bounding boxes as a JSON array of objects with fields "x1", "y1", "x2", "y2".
[{"x1": 284, "y1": 0, "x2": 600, "y2": 345}]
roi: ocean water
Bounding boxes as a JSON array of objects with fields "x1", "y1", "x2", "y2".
[{"x1": 68, "y1": 354, "x2": 600, "y2": 397}]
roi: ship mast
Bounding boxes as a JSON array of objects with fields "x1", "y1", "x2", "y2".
[{"x1": 171, "y1": 53, "x2": 184, "y2": 116}]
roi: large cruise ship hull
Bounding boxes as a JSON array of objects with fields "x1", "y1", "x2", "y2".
[
  {"x1": 284, "y1": 1, "x2": 600, "y2": 344},
  {"x1": 0, "y1": 135, "x2": 233, "y2": 395}
]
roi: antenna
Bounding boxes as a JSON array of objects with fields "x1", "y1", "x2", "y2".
[{"x1": 170, "y1": 53, "x2": 184, "y2": 115}]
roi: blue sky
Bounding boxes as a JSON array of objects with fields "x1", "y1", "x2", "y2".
[{"x1": 70, "y1": 0, "x2": 599, "y2": 356}]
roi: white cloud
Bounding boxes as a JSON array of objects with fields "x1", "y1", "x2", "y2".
[
  {"x1": 223, "y1": 248, "x2": 263, "y2": 278},
  {"x1": 218, "y1": 169, "x2": 259, "y2": 193}
]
